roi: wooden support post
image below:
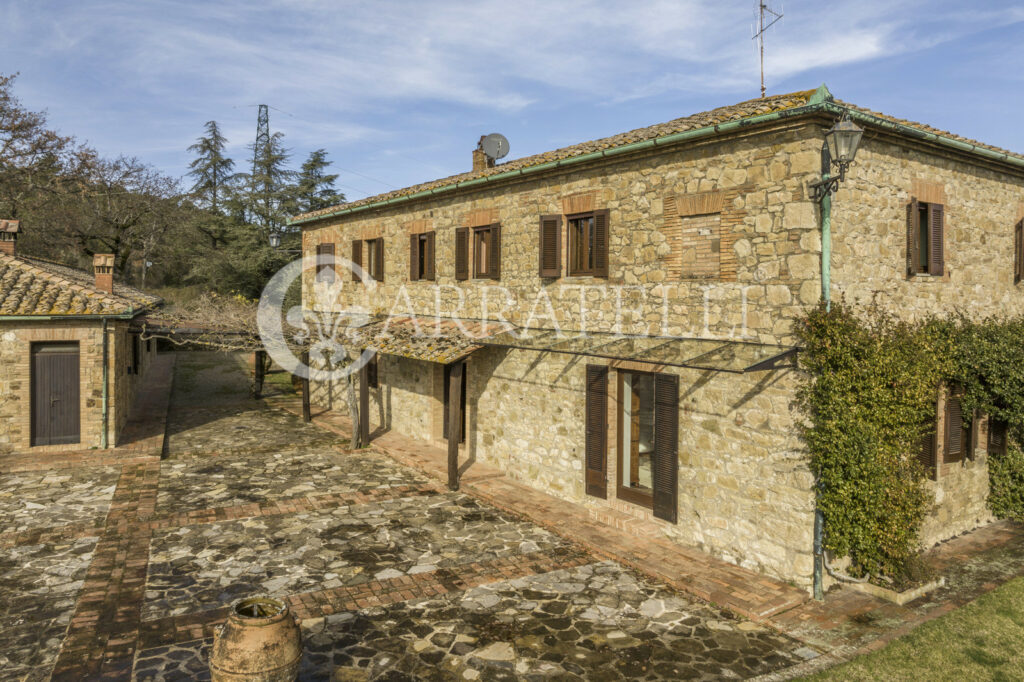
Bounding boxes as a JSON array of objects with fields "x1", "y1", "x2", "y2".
[
  {"x1": 253, "y1": 350, "x2": 265, "y2": 399},
  {"x1": 447, "y1": 361, "x2": 463, "y2": 491},
  {"x1": 300, "y1": 350, "x2": 311, "y2": 423},
  {"x1": 359, "y1": 356, "x2": 370, "y2": 447}
]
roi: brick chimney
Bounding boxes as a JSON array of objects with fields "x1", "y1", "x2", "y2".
[
  {"x1": 0, "y1": 219, "x2": 20, "y2": 256},
  {"x1": 93, "y1": 254, "x2": 115, "y2": 293},
  {"x1": 472, "y1": 136, "x2": 495, "y2": 172}
]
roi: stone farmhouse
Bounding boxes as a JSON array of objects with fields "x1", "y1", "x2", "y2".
[
  {"x1": 289, "y1": 85, "x2": 1024, "y2": 592},
  {"x1": 0, "y1": 221, "x2": 161, "y2": 452}
]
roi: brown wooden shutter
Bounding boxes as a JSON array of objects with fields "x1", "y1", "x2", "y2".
[
  {"x1": 928, "y1": 203, "x2": 944, "y2": 276},
  {"x1": 944, "y1": 394, "x2": 964, "y2": 463},
  {"x1": 593, "y1": 209, "x2": 609, "y2": 278},
  {"x1": 351, "y1": 240, "x2": 362, "y2": 281},
  {"x1": 907, "y1": 198, "x2": 919, "y2": 277},
  {"x1": 488, "y1": 223, "x2": 501, "y2": 280},
  {"x1": 455, "y1": 228, "x2": 469, "y2": 281},
  {"x1": 539, "y1": 215, "x2": 562, "y2": 278},
  {"x1": 1015, "y1": 219, "x2": 1023, "y2": 285},
  {"x1": 652, "y1": 373, "x2": 679, "y2": 524},
  {"x1": 424, "y1": 232, "x2": 435, "y2": 281},
  {"x1": 409, "y1": 234, "x2": 419, "y2": 281},
  {"x1": 374, "y1": 238, "x2": 385, "y2": 282},
  {"x1": 584, "y1": 364, "x2": 608, "y2": 499},
  {"x1": 919, "y1": 415, "x2": 937, "y2": 478},
  {"x1": 967, "y1": 409, "x2": 979, "y2": 460},
  {"x1": 989, "y1": 419, "x2": 1008, "y2": 457}
]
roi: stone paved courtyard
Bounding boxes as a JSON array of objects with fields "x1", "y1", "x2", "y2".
[
  {"x1": 0, "y1": 352, "x2": 813, "y2": 680},
  {"x1": 5, "y1": 351, "x2": 1024, "y2": 681}
]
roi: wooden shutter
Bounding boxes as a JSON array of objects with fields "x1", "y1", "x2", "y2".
[
  {"x1": 317, "y1": 242, "x2": 335, "y2": 283},
  {"x1": 584, "y1": 365, "x2": 608, "y2": 499},
  {"x1": 424, "y1": 232, "x2": 435, "y2": 281},
  {"x1": 967, "y1": 409, "x2": 979, "y2": 460},
  {"x1": 374, "y1": 238, "x2": 385, "y2": 282},
  {"x1": 351, "y1": 240, "x2": 362, "y2": 281},
  {"x1": 919, "y1": 415, "x2": 937, "y2": 478},
  {"x1": 539, "y1": 215, "x2": 562, "y2": 278},
  {"x1": 989, "y1": 419, "x2": 1008, "y2": 457},
  {"x1": 593, "y1": 209, "x2": 609, "y2": 278},
  {"x1": 928, "y1": 203, "x2": 944, "y2": 276},
  {"x1": 488, "y1": 223, "x2": 501, "y2": 280},
  {"x1": 906, "y1": 198, "x2": 919, "y2": 277},
  {"x1": 455, "y1": 227, "x2": 469, "y2": 281},
  {"x1": 944, "y1": 394, "x2": 964, "y2": 463},
  {"x1": 653, "y1": 373, "x2": 679, "y2": 524},
  {"x1": 409, "y1": 234, "x2": 419, "y2": 281},
  {"x1": 1015, "y1": 219, "x2": 1023, "y2": 285}
]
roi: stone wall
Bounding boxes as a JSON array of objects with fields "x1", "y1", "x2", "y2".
[
  {"x1": 0, "y1": 319, "x2": 157, "y2": 453},
  {"x1": 303, "y1": 121, "x2": 824, "y2": 347}
]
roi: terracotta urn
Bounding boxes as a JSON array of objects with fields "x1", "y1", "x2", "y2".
[{"x1": 209, "y1": 596, "x2": 302, "y2": 682}]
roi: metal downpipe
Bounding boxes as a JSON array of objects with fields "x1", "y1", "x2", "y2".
[{"x1": 101, "y1": 318, "x2": 109, "y2": 449}]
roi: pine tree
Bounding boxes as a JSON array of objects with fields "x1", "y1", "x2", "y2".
[
  {"x1": 186, "y1": 121, "x2": 234, "y2": 213},
  {"x1": 244, "y1": 131, "x2": 296, "y2": 232},
  {"x1": 292, "y1": 149, "x2": 344, "y2": 214}
]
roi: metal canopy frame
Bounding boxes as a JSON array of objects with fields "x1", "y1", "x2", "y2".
[{"x1": 477, "y1": 328, "x2": 798, "y2": 373}]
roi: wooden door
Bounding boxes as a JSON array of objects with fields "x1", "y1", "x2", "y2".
[{"x1": 31, "y1": 343, "x2": 81, "y2": 446}]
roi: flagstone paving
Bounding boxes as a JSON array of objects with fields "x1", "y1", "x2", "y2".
[
  {"x1": 156, "y1": 448, "x2": 425, "y2": 511},
  {"x1": 10, "y1": 351, "x2": 1024, "y2": 681},
  {"x1": 0, "y1": 467, "x2": 119, "y2": 535},
  {"x1": 142, "y1": 492, "x2": 568, "y2": 621},
  {"x1": 0, "y1": 538, "x2": 97, "y2": 681}
]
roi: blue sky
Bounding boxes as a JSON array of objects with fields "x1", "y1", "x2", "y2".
[{"x1": 3, "y1": 1, "x2": 1023, "y2": 202}]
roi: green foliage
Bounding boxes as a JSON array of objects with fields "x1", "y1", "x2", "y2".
[
  {"x1": 945, "y1": 316, "x2": 1024, "y2": 521},
  {"x1": 799, "y1": 304, "x2": 1024, "y2": 577},
  {"x1": 797, "y1": 302, "x2": 952, "y2": 578}
]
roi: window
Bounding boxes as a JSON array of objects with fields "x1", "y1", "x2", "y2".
[
  {"x1": 567, "y1": 210, "x2": 609, "y2": 278},
  {"x1": 352, "y1": 238, "x2": 384, "y2": 282},
  {"x1": 906, "y1": 199, "x2": 944, "y2": 277},
  {"x1": 612, "y1": 369, "x2": 679, "y2": 522},
  {"x1": 455, "y1": 224, "x2": 500, "y2": 281},
  {"x1": 315, "y1": 243, "x2": 335, "y2": 283},
  {"x1": 365, "y1": 238, "x2": 384, "y2": 282},
  {"x1": 944, "y1": 391, "x2": 974, "y2": 464},
  {"x1": 1015, "y1": 219, "x2": 1023, "y2": 285},
  {"x1": 409, "y1": 231, "x2": 435, "y2": 281},
  {"x1": 989, "y1": 419, "x2": 1008, "y2": 457},
  {"x1": 918, "y1": 407, "x2": 938, "y2": 479},
  {"x1": 539, "y1": 215, "x2": 562, "y2": 278}
]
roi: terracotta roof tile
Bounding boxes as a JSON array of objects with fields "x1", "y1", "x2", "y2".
[
  {"x1": 291, "y1": 87, "x2": 1024, "y2": 225},
  {"x1": 0, "y1": 254, "x2": 161, "y2": 317},
  {"x1": 292, "y1": 89, "x2": 819, "y2": 222}
]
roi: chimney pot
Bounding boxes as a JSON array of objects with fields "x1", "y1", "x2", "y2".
[
  {"x1": 0, "y1": 219, "x2": 21, "y2": 256},
  {"x1": 93, "y1": 253, "x2": 115, "y2": 294}
]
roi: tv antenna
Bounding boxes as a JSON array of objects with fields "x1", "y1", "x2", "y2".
[{"x1": 752, "y1": 2, "x2": 783, "y2": 98}]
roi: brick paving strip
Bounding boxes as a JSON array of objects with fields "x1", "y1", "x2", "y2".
[
  {"x1": 137, "y1": 547, "x2": 592, "y2": 649},
  {"x1": 271, "y1": 398, "x2": 809, "y2": 623}
]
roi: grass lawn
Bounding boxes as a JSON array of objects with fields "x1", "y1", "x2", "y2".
[{"x1": 805, "y1": 577, "x2": 1024, "y2": 681}]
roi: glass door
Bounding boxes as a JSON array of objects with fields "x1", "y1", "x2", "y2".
[{"x1": 617, "y1": 371, "x2": 655, "y2": 508}]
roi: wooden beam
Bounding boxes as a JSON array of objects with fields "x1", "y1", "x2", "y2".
[
  {"x1": 300, "y1": 350, "x2": 311, "y2": 423},
  {"x1": 253, "y1": 350, "x2": 265, "y2": 399},
  {"x1": 447, "y1": 361, "x2": 463, "y2": 490},
  {"x1": 359, "y1": 355, "x2": 370, "y2": 447}
]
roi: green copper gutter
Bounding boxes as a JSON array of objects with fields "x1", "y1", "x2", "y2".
[
  {"x1": 0, "y1": 312, "x2": 137, "y2": 321},
  {"x1": 288, "y1": 84, "x2": 1024, "y2": 228}
]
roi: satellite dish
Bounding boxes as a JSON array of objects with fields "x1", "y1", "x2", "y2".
[{"x1": 480, "y1": 133, "x2": 510, "y2": 161}]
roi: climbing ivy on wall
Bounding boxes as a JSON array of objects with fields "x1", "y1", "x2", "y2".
[
  {"x1": 797, "y1": 303, "x2": 1024, "y2": 579},
  {"x1": 797, "y1": 302, "x2": 952, "y2": 579}
]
